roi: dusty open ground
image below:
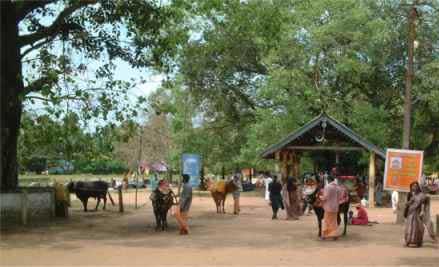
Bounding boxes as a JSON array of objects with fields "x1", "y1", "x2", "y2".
[{"x1": 1, "y1": 191, "x2": 438, "y2": 267}]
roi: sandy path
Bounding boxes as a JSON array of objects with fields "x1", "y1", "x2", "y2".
[{"x1": 1, "y1": 192, "x2": 438, "y2": 267}]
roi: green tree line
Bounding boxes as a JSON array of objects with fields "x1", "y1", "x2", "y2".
[{"x1": 3, "y1": 0, "x2": 439, "y2": 190}]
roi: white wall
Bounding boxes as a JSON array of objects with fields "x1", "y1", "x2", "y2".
[{"x1": 1, "y1": 187, "x2": 55, "y2": 227}]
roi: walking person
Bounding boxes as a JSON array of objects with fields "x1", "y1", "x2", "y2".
[
  {"x1": 391, "y1": 190, "x2": 399, "y2": 214},
  {"x1": 232, "y1": 174, "x2": 243, "y2": 215},
  {"x1": 302, "y1": 176, "x2": 315, "y2": 215},
  {"x1": 404, "y1": 181, "x2": 437, "y2": 247},
  {"x1": 175, "y1": 174, "x2": 192, "y2": 235},
  {"x1": 320, "y1": 176, "x2": 340, "y2": 240},
  {"x1": 375, "y1": 180, "x2": 383, "y2": 206},
  {"x1": 269, "y1": 175, "x2": 283, "y2": 219},
  {"x1": 282, "y1": 177, "x2": 301, "y2": 220},
  {"x1": 264, "y1": 173, "x2": 273, "y2": 202}
]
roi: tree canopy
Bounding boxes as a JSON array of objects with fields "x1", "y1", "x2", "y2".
[
  {"x1": 159, "y1": 0, "x2": 439, "y2": 173},
  {"x1": 3, "y1": 0, "x2": 439, "y2": 189}
]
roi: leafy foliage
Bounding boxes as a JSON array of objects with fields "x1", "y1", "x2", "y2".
[
  {"x1": 15, "y1": 0, "x2": 439, "y2": 179},
  {"x1": 160, "y1": 0, "x2": 439, "y2": 173}
]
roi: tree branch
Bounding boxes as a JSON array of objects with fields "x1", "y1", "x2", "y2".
[
  {"x1": 24, "y1": 95, "x2": 53, "y2": 102},
  {"x1": 21, "y1": 37, "x2": 55, "y2": 58},
  {"x1": 18, "y1": 0, "x2": 96, "y2": 47},
  {"x1": 16, "y1": 0, "x2": 56, "y2": 23},
  {"x1": 22, "y1": 75, "x2": 58, "y2": 95},
  {"x1": 25, "y1": 94, "x2": 84, "y2": 102}
]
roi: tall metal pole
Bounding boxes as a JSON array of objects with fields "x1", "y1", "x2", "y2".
[{"x1": 397, "y1": 4, "x2": 418, "y2": 224}]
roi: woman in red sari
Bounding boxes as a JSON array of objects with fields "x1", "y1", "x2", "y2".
[{"x1": 351, "y1": 205, "x2": 369, "y2": 225}]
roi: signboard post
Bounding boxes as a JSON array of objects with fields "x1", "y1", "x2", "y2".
[
  {"x1": 182, "y1": 153, "x2": 201, "y2": 188},
  {"x1": 383, "y1": 149, "x2": 423, "y2": 192}
]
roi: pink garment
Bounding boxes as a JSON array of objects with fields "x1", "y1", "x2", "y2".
[
  {"x1": 352, "y1": 207, "x2": 369, "y2": 225},
  {"x1": 338, "y1": 185, "x2": 349, "y2": 204},
  {"x1": 322, "y1": 181, "x2": 340, "y2": 213}
]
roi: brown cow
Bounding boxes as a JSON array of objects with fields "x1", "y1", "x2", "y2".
[{"x1": 206, "y1": 179, "x2": 238, "y2": 213}]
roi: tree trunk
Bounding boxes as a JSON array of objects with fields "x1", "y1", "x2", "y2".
[{"x1": 1, "y1": 2, "x2": 23, "y2": 191}]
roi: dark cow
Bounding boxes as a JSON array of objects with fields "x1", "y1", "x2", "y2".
[
  {"x1": 149, "y1": 189, "x2": 177, "y2": 231},
  {"x1": 67, "y1": 181, "x2": 109, "y2": 212}
]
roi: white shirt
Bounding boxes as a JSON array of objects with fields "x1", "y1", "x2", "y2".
[
  {"x1": 264, "y1": 177, "x2": 272, "y2": 200},
  {"x1": 361, "y1": 198, "x2": 368, "y2": 207}
]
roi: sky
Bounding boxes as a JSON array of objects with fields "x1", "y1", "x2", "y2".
[
  {"x1": 20, "y1": 1, "x2": 166, "y2": 128},
  {"x1": 23, "y1": 50, "x2": 164, "y2": 127},
  {"x1": 113, "y1": 60, "x2": 164, "y2": 100}
]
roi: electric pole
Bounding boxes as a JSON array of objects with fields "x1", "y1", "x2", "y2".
[
  {"x1": 135, "y1": 126, "x2": 143, "y2": 209},
  {"x1": 397, "y1": 2, "x2": 418, "y2": 224}
]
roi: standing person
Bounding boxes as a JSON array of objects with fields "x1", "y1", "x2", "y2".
[
  {"x1": 320, "y1": 176, "x2": 340, "y2": 240},
  {"x1": 323, "y1": 171, "x2": 329, "y2": 186},
  {"x1": 391, "y1": 190, "x2": 399, "y2": 214},
  {"x1": 356, "y1": 178, "x2": 366, "y2": 200},
  {"x1": 232, "y1": 174, "x2": 243, "y2": 215},
  {"x1": 302, "y1": 176, "x2": 310, "y2": 215},
  {"x1": 176, "y1": 174, "x2": 192, "y2": 235},
  {"x1": 282, "y1": 177, "x2": 301, "y2": 220},
  {"x1": 264, "y1": 173, "x2": 273, "y2": 202},
  {"x1": 404, "y1": 181, "x2": 437, "y2": 247},
  {"x1": 269, "y1": 175, "x2": 284, "y2": 219},
  {"x1": 375, "y1": 180, "x2": 383, "y2": 206}
]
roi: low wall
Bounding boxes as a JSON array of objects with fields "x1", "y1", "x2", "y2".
[{"x1": 1, "y1": 187, "x2": 55, "y2": 227}]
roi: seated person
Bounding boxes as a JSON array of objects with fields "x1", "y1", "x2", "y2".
[
  {"x1": 149, "y1": 180, "x2": 172, "y2": 202},
  {"x1": 157, "y1": 180, "x2": 171, "y2": 194},
  {"x1": 351, "y1": 204, "x2": 369, "y2": 225}
]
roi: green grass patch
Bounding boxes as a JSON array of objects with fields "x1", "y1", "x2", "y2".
[{"x1": 19, "y1": 173, "x2": 124, "y2": 186}]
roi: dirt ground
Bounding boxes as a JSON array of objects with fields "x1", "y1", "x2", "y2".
[{"x1": 1, "y1": 191, "x2": 438, "y2": 267}]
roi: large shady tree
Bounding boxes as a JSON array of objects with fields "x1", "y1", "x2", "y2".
[{"x1": 1, "y1": 0, "x2": 188, "y2": 190}]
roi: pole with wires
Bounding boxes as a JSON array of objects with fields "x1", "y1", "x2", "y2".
[
  {"x1": 135, "y1": 126, "x2": 143, "y2": 209},
  {"x1": 178, "y1": 93, "x2": 189, "y2": 198},
  {"x1": 397, "y1": 2, "x2": 418, "y2": 224}
]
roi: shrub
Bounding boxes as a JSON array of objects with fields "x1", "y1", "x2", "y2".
[{"x1": 27, "y1": 157, "x2": 47, "y2": 174}]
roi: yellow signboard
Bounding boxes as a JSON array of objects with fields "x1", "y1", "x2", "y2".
[{"x1": 383, "y1": 149, "x2": 423, "y2": 192}]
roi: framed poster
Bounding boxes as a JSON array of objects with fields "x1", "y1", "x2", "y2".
[
  {"x1": 182, "y1": 153, "x2": 201, "y2": 187},
  {"x1": 383, "y1": 149, "x2": 423, "y2": 192}
]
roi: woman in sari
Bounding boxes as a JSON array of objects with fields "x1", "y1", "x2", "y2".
[
  {"x1": 404, "y1": 181, "x2": 437, "y2": 247},
  {"x1": 282, "y1": 177, "x2": 301, "y2": 220},
  {"x1": 351, "y1": 204, "x2": 369, "y2": 225}
]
